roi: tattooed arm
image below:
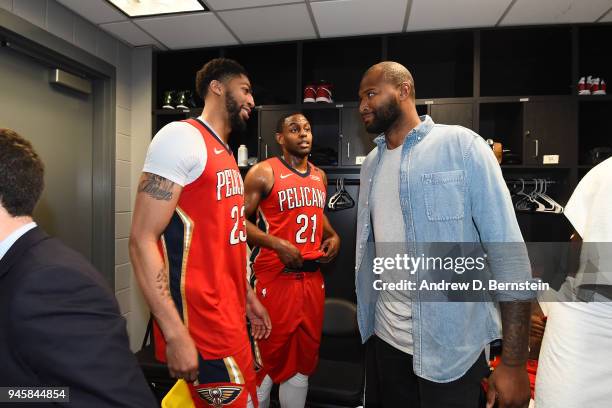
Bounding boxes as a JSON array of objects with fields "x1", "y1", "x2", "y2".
[
  {"x1": 499, "y1": 302, "x2": 531, "y2": 366},
  {"x1": 486, "y1": 301, "x2": 532, "y2": 408},
  {"x1": 129, "y1": 172, "x2": 199, "y2": 381}
]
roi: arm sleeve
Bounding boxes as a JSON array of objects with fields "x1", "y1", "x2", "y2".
[
  {"x1": 465, "y1": 134, "x2": 536, "y2": 301},
  {"x1": 142, "y1": 121, "x2": 207, "y2": 186},
  {"x1": 10, "y1": 266, "x2": 157, "y2": 407}
]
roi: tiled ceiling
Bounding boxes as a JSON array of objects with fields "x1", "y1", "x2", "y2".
[
  {"x1": 501, "y1": 0, "x2": 612, "y2": 26},
  {"x1": 57, "y1": 0, "x2": 612, "y2": 50}
]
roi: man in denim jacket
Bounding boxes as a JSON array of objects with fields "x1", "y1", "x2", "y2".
[{"x1": 355, "y1": 62, "x2": 533, "y2": 408}]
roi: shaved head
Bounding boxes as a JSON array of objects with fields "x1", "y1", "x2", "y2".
[{"x1": 364, "y1": 61, "x2": 415, "y2": 100}]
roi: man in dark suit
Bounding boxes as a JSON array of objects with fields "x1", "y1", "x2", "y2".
[{"x1": 0, "y1": 128, "x2": 156, "y2": 407}]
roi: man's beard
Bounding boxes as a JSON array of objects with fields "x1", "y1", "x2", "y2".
[
  {"x1": 365, "y1": 97, "x2": 401, "y2": 134},
  {"x1": 226, "y1": 92, "x2": 247, "y2": 135}
]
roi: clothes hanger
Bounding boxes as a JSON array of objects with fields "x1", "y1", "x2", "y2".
[{"x1": 327, "y1": 178, "x2": 355, "y2": 211}]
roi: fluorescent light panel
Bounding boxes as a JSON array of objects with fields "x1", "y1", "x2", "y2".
[{"x1": 107, "y1": 0, "x2": 207, "y2": 17}]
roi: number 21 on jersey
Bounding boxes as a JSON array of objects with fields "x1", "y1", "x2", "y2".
[{"x1": 296, "y1": 214, "x2": 317, "y2": 243}]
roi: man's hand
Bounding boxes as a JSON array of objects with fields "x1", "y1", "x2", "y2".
[
  {"x1": 272, "y1": 238, "x2": 303, "y2": 268},
  {"x1": 486, "y1": 361, "x2": 531, "y2": 408},
  {"x1": 165, "y1": 329, "x2": 199, "y2": 382},
  {"x1": 246, "y1": 294, "x2": 272, "y2": 340},
  {"x1": 530, "y1": 312, "x2": 546, "y2": 339},
  {"x1": 529, "y1": 313, "x2": 547, "y2": 358},
  {"x1": 318, "y1": 234, "x2": 340, "y2": 263}
]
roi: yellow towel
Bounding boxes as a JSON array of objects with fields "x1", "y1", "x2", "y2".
[{"x1": 161, "y1": 379, "x2": 195, "y2": 408}]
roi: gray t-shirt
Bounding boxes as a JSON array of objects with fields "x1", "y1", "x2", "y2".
[{"x1": 371, "y1": 145, "x2": 413, "y2": 355}]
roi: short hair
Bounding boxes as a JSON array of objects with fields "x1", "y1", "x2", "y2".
[
  {"x1": 195, "y1": 58, "x2": 249, "y2": 100},
  {"x1": 0, "y1": 129, "x2": 44, "y2": 217},
  {"x1": 275, "y1": 112, "x2": 308, "y2": 133},
  {"x1": 366, "y1": 61, "x2": 416, "y2": 99}
]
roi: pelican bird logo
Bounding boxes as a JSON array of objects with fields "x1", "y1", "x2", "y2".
[{"x1": 197, "y1": 386, "x2": 243, "y2": 408}]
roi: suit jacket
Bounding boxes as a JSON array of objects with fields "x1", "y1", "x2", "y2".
[{"x1": 0, "y1": 227, "x2": 156, "y2": 407}]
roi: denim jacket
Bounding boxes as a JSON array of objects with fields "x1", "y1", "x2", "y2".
[{"x1": 355, "y1": 115, "x2": 534, "y2": 382}]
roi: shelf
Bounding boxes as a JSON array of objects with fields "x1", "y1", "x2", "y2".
[
  {"x1": 257, "y1": 103, "x2": 347, "y2": 111},
  {"x1": 478, "y1": 95, "x2": 573, "y2": 104},
  {"x1": 501, "y1": 165, "x2": 572, "y2": 169},
  {"x1": 576, "y1": 94, "x2": 612, "y2": 102},
  {"x1": 388, "y1": 31, "x2": 473, "y2": 99},
  {"x1": 578, "y1": 26, "x2": 612, "y2": 94},
  {"x1": 480, "y1": 27, "x2": 572, "y2": 96},
  {"x1": 302, "y1": 37, "x2": 381, "y2": 103},
  {"x1": 155, "y1": 48, "x2": 220, "y2": 108},
  {"x1": 225, "y1": 42, "x2": 298, "y2": 105},
  {"x1": 578, "y1": 100, "x2": 612, "y2": 165},
  {"x1": 153, "y1": 108, "x2": 199, "y2": 115}
]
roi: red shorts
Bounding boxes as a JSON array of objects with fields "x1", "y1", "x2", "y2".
[
  {"x1": 188, "y1": 345, "x2": 258, "y2": 408},
  {"x1": 255, "y1": 271, "x2": 325, "y2": 384}
]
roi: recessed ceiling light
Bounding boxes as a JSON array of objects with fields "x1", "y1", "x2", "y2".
[{"x1": 107, "y1": 0, "x2": 208, "y2": 18}]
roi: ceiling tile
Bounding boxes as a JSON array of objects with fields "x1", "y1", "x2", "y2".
[
  {"x1": 205, "y1": 0, "x2": 300, "y2": 11},
  {"x1": 219, "y1": 3, "x2": 315, "y2": 44},
  {"x1": 501, "y1": 0, "x2": 612, "y2": 25},
  {"x1": 56, "y1": 0, "x2": 127, "y2": 24},
  {"x1": 311, "y1": 0, "x2": 407, "y2": 38},
  {"x1": 100, "y1": 21, "x2": 156, "y2": 47},
  {"x1": 407, "y1": 0, "x2": 510, "y2": 31},
  {"x1": 135, "y1": 13, "x2": 237, "y2": 49}
]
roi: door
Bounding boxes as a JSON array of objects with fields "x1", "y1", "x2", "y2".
[
  {"x1": 0, "y1": 47, "x2": 94, "y2": 260},
  {"x1": 430, "y1": 103, "x2": 474, "y2": 130},
  {"x1": 341, "y1": 107, "x2": 375, "y2": 166},
  {"x1": 523, "y1": 100, "x2": 575, "y2": 166}
]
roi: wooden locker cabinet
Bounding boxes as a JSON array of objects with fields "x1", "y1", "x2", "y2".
[
  {"x1": 429, "y1": 102, "x2": 475, "y2": 130},
  {"x1": 340, "y1": 107, "x2": 375, "y2": 166},
  {"x1": 523, "y1": 100, "x2": 576, "y2": 166}
]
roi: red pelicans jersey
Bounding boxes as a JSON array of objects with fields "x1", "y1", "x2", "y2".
[
  {"x1": 251, "y1": 157, "x2": 327, "y2": 286},
  {"x1": 154, "y1": 118, "x2": 248, "y2": 361}
]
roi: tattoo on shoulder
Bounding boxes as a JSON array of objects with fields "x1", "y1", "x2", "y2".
[{"x1": 139, "y1": 173, "x2": 174, "y2": 201}]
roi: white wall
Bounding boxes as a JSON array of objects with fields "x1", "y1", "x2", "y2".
[
  {"x1": 0, "y1": 0, "x2": 152, "y2": 350},
  {"x1": 129, "y1": 46, "x2": 154, "y2": 351}
]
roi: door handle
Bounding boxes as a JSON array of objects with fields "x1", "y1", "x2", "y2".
[
  {"x1": 533, "y1": 139, "x2": 539, "y2": 158},
  {"x1": 265, "y1": 144, "x2": 268, "y2": 158},
  {"x1": 347, "y1": 141, "x2": 350, "y2": 158}
]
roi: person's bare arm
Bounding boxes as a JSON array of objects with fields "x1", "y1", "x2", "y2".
[
  {"x1": 246, "y1": 284, "x2": 271, "y2": 340},
  {"x1": 243, "y1": 162, "x2": 303, "y2": 268},
  {"x1": 129, "y1": 172, "x2": 198, "y2": 381},
  {"x1": 487, "y1": 301, "x2": 532, "y2": 408}
]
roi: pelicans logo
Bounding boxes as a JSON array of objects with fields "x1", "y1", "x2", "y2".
[{"x1": 197, "y1": 386, "x2": 243, "y2": 408}]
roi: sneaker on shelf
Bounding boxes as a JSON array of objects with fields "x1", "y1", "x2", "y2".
[
  {"x1": 176, "y1": 90, "x2": 194, "y2": 109},
  {"x1": 578, "y1": 76, "x2": 590, "y2": 95},
  {"x1": 591, "y1": 77, "x2": 600, "y2": 94},
  {"x1": 162, "y1": 90, "x2": 175, "y2": 109},
  {"x1": 586, "y1": 76, "x2": 594, "y2": 94},
  {"x1": 303, "y1": 84, "x2": 316, "y2": 103},
  {"x1": 594, "y1": 79, "x2": 607, "y2": 95},
  {"x1": 315, "y1": 82, "x2": 333, "y2": 103}
]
